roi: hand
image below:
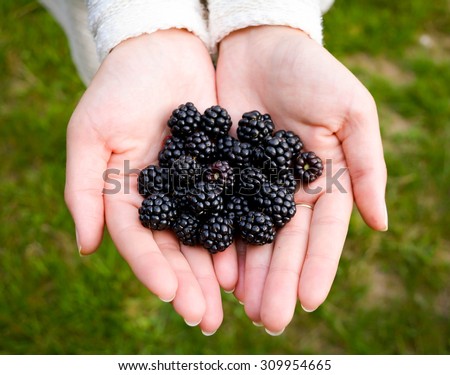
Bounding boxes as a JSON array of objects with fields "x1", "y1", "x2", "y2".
[
  {"x1": 65, "y1": 30, "x2": 237, "y2": 334},
  {"x1": 216, "y1": 26, "x2": 387, "y2": 333}
]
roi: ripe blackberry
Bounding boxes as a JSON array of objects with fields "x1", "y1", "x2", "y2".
[
  {"x1": 238, "y1": 166, "x2": 267, "y2": 197},
  {"x1": 158, "y1": 136, "x2": 185, "y2": 168},
  {"x1": 139, "y1": 193, "x2": 178, "y2": 230},
  {"x1": 171, "y1": 155, "x2": 201, "y2": 189},
  {"x1": 168, "y1": 102, "x2": 201, "y2": 137},
  {"x1": 173, "y1": 212, "x2": 200, "y2": 246},
  {"x1": 138, "y1": 165, "x2": 169, "y2": 197},
  {"x1": 199, "y1": 215, "x2": 234, "y2": 254},
  {"x1": 253, "y1": 183, "x2": 296, "y2": 227},
  {"x1": 237, "y1": 111, "x2": 274, "y2": 146},
  {"x1": 201, "y1": 105, "x2": 232, "y2": 138},
  {"x1": 294, "y1": 151, "x2": 324, "y2": 183},
  {"x1": 217, "y1": 136, "x2": 252, "y2": 168},
  {"x1": 253, "y1": 136, "x2": 293, "y2": 173},
  {"x1": 274, "y1": 130, "x2": 303, "y2": 158},
  {"x1": 187, "y1": 181, "x2": 224, "y2": 216},
  {"x1": 238, "y1": 211, "x2": 276, "y2": 245},
  {"x1": 185, "y1": 131, "x2": 216, "y2": 163},
  {"x1": 204, "y1": 160, "x2": 235, "y2": 195},
  {"x1": 270, "y1": 169, "x2": 297, "y2": 194},
  {"x1": 225, "y1": 195, "x2": 250, "y2": 225}
]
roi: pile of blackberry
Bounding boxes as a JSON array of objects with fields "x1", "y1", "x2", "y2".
[{"x1": 138, "y1": 103, "x2": 323, "y2": 254}]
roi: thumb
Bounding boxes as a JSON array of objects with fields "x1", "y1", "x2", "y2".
[{"x1": 65, "y1": 118, "x2": 110, "y2": 255}]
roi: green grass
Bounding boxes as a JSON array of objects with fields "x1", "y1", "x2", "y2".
[{"x1": 1, "y1": 0, "x2": 449, "y2": 354}]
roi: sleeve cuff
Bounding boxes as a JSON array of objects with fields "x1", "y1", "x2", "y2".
[
  {"x1": 208, "y1": 0, "x2": 324, "y2": 52},
  {"x1": 87, "y1": 0, "x2": 210, "y2": 61}
]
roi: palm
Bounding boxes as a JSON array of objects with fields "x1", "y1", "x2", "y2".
[
  {"x1": 216, "y1": 26, "x2": 387, "y2": 333},
  {"x1": 65, "y1": 30, "x2": 234, "y2": 334}
]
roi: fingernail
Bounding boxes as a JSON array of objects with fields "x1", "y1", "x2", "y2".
[
  {"x1": 265, "y1": 327, "x2": 285, "y2": 336},
  {"x1": 224, "y1": 288, "x2": 235, "y2": 294},
  {"x1": 76, "y1": 229, "x2": 87, "y2": 257},
  {"x1": 301, "y1": 304, "x2": 316, "y2": 313},
  {"x1": 252, "y1": 321, "x2": 263, "y2": 327},
  {"x1": 185, "y1": 318, "x2": 202, "y2": 327},
  {"x1": 382, "y1": 205, "x2": 389, "y2": 232},
  {"x1": 201, "y1": 329, "x2": 217, "y2": 336},
  {"x1": 238, "y1": 300, "x2": 244, "y2": 305},
  {"x1": 159, "y1": 294, "x2": 175, "y2": 303}
]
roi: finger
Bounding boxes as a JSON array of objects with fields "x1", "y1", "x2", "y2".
[
  {"x1": 182, "y1": 245, "x2": 223, "y2": 335},
  {"x1": 244, "y1": 243, "x2": 273, "y2": 324},
  {"x1": 212, "y1": 243, "x2": 238, "y2": 293},
  {"x1": 298, "y1": 183, "x2": 353, "y2": 311},
  {"x1": 105, "y1": 196, "x2": 178, "y2": 302},
  {"x1": 233, "y1": 239, "x2": 246, "y2": 303},
  {"x1": 338, "y1": 94, "x2": 388, "y2": 231},
  {"x1": 260, "y1": 205, "x2": 312, "y2": 334},
  {"x1": 65, "y1": 121, "x2": 110, "y2": 254},
  {"x1": 154, "y1": 232, "x2": 206, "y2": 326}
]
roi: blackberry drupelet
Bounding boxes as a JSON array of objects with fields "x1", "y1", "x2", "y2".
[
  {"x1": 139, "y1": 193, "x2": 178, "y2": 231},
  {"x1": 238, "y1": 166, "x2": 267, "y2": 197},
  {"x1": 185, "y1": 131, "x2": 216, "y2": 163},
  {"x1": 294, "y1": 151, "x2": 324, "y2": 183},
  {"x1": 204, "y1": 160, "x2": 235, "y2": 195},
  {"x1": 199, "y1": 215, "x2": 234, "y2": 253},
  {"x1": 237, "y1": 111, "x2": 274, "y2": 146},
  {"x1": 201, "y1": 105, "x2": 232, "y2": 138},
  {"x1": 253, "y1": 183, "x2": 296, "y2": 227},
  {"x1": 187, "y1": 181, "x2": 224, "y2": 216},
  {"x1": 270, "y1": 169, "x2": 297, "y2": 194},
  {"x1": 138, "y1": 165, "x2": 169, "y2": 197},
  {"x1": 167, "y1": 102, "x2": 201, "y2": 137},
  {"x1": 173, "y1": 212, "x2": 200, "y2": 246},
  {"x1": 172, "y1": 155, "x2": 201, "y2": 189},
  {"x1": 158, "y1": 135, "x2": 185, "y2": 168},
  {"x1": 225, "y1": 195, "x2": 251, "y2": 225},
  {"x1": 274, "y1": 130, "x2": 303, "y2": 158},
  {"x1": 238, "y1": 211, "x2": 276, "y2": 245}
]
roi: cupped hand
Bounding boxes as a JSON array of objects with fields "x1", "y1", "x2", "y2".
[
  {"x1": 216, "y1": 26, "x2": 387, "y2": 334},
  {"x1": 65, "y1": 29, "x2": 237, "y2": 334}
]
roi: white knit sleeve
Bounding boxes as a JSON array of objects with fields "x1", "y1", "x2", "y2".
[
  {"x1": 87, "y1": 0, "x2": 210, "y2": 62},
  {"x1": 208, "y1": 0, "x2": 335, "y2": 50}
]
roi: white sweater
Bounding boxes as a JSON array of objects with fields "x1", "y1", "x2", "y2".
[{"x1": 39, "y1": 0, "x2": 334, "y2": 85}]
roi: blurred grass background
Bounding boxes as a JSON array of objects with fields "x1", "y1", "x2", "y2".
[{"x1": 1, "y1": 0, "x2": 449, "y2": 354}]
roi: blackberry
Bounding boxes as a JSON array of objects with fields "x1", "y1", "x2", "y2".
[
  {"x1": 187, "y1": 181, "x2": 224, "y2": 216},
  {"x1": 238, "y1": 211, "x2": 276, "y2": 245},
  {"x1": 168, "y1": 102, "x2": 201, "y2": 137},
  {"x1": 173, "y1": 212, "x2": 200, "y2": 246},
  {"x1": 253, "y1": 136, "x2": 293, "y2": 173},
  {"x1": 294, "y1": 151, "x2": 324, "y2": 183},
  {"x1": 185, "y1": 131, "x2": 216, "y2": 163},
  {"x1": 225, "y1": 195, "x2": 250, "y2": 225},
  {"x1": 158, "y1": 136, "x2": 185, "y2": 168},
  {"x1": 274, "y1": 130, "x2": 303, "y2": 158},
  {"x1": 237, "y1": 111, "x2": 274, "y2": 145},
  {"x1": 217, "y1": 136, "x2": 252, "y2": 168},
  {"x1": 138, "y1": 165, "x2": 169, "y2": 197},
  {"x1": 204, "y1": 160, "x2": 235, "y2": 195},
  {"x1": 238, "y1": 166, "x2": 267, "y2": 197},
  {"x1": 199, "y1": 215, "x2": 234, "y2": 254},
  {"x1": 201, "y1": 105, "x2": 232, "y2": 138},
  {"x1": 171, "y1": 155, "x2": 201, "y2": 189},
  {"x1": 253, "y1": 183, "x2": 296, "y2": 227},
  {"x1": 270, "y1": 169, "x2": 297, "y2": 194},
  {"x1": 139, "y1": 193, "x2": 178, "y2": 230}
]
